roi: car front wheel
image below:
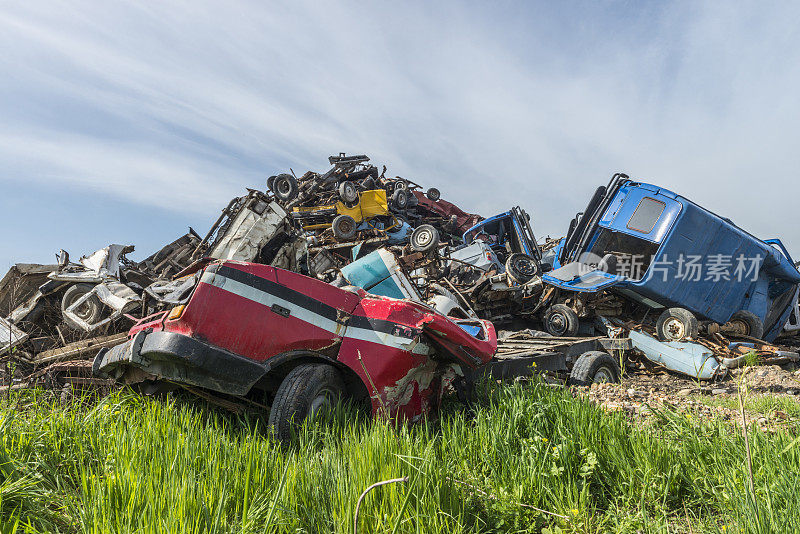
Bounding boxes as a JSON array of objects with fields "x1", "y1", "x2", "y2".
[{"x1": 268, "y1": 363, "x2": 345, "y2": 443}]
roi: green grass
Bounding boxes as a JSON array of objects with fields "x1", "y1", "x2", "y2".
[{"x1": 1, "y1": 381, "x2": 799, "y2": 533}]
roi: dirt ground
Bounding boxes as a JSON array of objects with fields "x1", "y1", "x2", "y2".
[{"x1": 580, "y1": 358, "x2": 800, "y2": 432}]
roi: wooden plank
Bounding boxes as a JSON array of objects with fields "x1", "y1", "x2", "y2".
[{"x1": 33, "y1": 333, "x2": 128, "y2": 365}]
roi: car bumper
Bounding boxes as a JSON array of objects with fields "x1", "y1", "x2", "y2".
[{"x1": 93, "y1": 330, "x2": 267, "y2": 396}]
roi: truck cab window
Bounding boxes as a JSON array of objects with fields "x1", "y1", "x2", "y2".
[
  {"x1": 586, "y1": 228, "x2": 659, "y2": 280},
  {"x1": 627, "y1": 197, "x2": 665, "y2": 234}
]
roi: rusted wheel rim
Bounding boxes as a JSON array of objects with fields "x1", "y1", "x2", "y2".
[
  {"x1": 727, "y1": 319, "x2": 750, "y2": 335},
  {"x1": 514, "y1": 257, "x2": 536, "y2": 277},
  {"x1": 415, "y1": 229, "x2": 433, "y2": 246},
  {"x1": 664, "y1": 317, "x2": 686, "y2": 340},
  {"x1": 548, "y1": 313, "x2": 568, "y2": 336},
  {"x1": 276, "y1": 179, "x2": 292, "y2": 196}
]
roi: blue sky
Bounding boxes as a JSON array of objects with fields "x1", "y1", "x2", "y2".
[{"x1": 1, "y1": 1, "x2": 799, "y2": 268}]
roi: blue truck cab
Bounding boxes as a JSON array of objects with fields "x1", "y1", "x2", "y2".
[
  {"x1": 460, "y1": 206, "x2": 543, "y2": 283},
  {"x1": 543, "y1": 174, "x2": 800, "y2": 342},
  {"x1": 463, "y1": 206, "x2": 540, "y2": 259}
]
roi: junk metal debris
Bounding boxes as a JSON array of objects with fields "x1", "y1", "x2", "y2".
[{"x1": 2, "y1": 154, "x2": 800, "y2": 441}]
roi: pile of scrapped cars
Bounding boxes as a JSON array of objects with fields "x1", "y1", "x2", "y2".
[{"x1": 2, "y1": 155, "x2": 799, "y2": 441}]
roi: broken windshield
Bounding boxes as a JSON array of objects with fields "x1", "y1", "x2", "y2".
[{"x1": 585, "y1": 227, "x2": 659, "y2": 280}]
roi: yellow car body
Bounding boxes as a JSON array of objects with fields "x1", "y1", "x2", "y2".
[{"x1": 293, "y1": 189, "x2": 390, "y2": 230}]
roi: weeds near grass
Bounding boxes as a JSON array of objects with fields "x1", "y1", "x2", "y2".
[
  {"x1": 615, "y1": 348, "x2": 626, "y2": 379},
  {"x1": 736, "y1": 374, "x2": 759, "y2": 527},
  {"x1": 743, "y1": 351, "x2": 761, "y2": 368}
]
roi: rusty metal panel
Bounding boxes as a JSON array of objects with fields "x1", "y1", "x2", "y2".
[{"x1": 209, "y1": 198, "x2": 288, "y2": 262}]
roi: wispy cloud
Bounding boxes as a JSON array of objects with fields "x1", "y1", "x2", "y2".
[{"x1": 1, "y1": 1, "x2": 799, "y2": 266}]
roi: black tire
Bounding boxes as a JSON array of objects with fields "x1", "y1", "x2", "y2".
[
  {"x1": 725, "y1": 310, "x2": 765, "y2": 339},
  {"x1": 273, "y1": 174, "x2": 298, "y2": 201},
  {"x1": 410, "y1": 224, "x2": 439, "y2": 253},
  {"x1": 569, "y1": 351, "x2": 620, "y2": 386},
  {"x1": 338, "y1": 181, "x2": 359, "y2": 204},
  {"x1": 656, "y1": 307, "x2": 699, "y2": 341},
  {"x1": 392, "y1": 188, "x2": 409, "y2": 210},
  {"x1": 61, "y1": 283, "x2": 103, "y2": 330},
  {"x1": 543, "y1": 304, "x2": 579, "y2": 337},
  {"x1": 426, "y1": 187, "x2": 441, "y2": 201},
  {"x1": 267, "y1": 175, "x2": 277, "y2": 192},
  {"x1": 505, "y1": 253, "x2": 539, "y2": 284},
  {"x1": 268, "y1": 363, "x2": 345, "y2": 443},
  {"x1": 331, "y1": 214, "x2": 357, "y2": 240}
]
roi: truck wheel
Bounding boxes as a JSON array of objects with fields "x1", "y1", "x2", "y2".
[
  {"x1": 392, "y1": 188, "x2": 409, "y2": 209},
  {"x1": 273, "y1": 174, "x2": 298, "y2": 201},
  {"x1": 656, "y1": 308, "x2": 698, "y2": 341},
  {"x1": 725, "y1": 310, "x2": 765, "y2": 339},
  {"x1": 543, "y1": 304, "x2": 579, "y2": 337},
  {"x1": 410, "y1": 224, "x2": 439, "y2": 253},
  {"x1": 269, "y1": 363, "x2": 345, "y2": 443},
  {"x1": 426, "y1": 187, "x2": 441, "y2": 201},
  {"x1": 61, "y1": 283, "x2": 103, "y2": 330},
  {"x1": 505, "y1": 253, "x2": 539, "y2": 284},
  {"x1": 338, "y1": 181, "x2": 359, "y2": 204},
  {"x1": 332, "y1": 215, "x2": 357, "y2": 240},
  {"x1": 569, "y1": 351, "x2": 620, "y2": 386},
  {"x1": 267, "y1": 175, "x2": 276, "y2": 192}
]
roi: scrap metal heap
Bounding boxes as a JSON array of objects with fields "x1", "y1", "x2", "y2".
[{"x1": 2, "y1": 155, "x2": 800, "y2": 415}]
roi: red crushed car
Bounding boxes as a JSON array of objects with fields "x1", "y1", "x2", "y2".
[
  {"x1": 94, "y1": 260, "x2": 496, "y2": 441},
  {"x1": 411, "y1": 191, "x2": 483, "y2": 235}
]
